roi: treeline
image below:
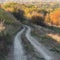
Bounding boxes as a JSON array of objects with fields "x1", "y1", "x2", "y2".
[
  {"x1": 2, "y1": 3, "x2": 25, "y2": 22},
  {"x1": 1, "y1": 2, "x2": 60, "y2": 26}
]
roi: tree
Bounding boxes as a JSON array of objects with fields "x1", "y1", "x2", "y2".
[
  {"x1": 31, "y1": 12, "x2": 45, "y2": 26},
  {"x1": 49, "y1": 8, "x2": 60, "y2": 25},
  {"x1": 45, "y1": 8, "x2": 60, "y2": 26}
]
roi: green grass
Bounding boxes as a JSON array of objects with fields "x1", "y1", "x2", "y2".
[
  {"x1": 31, "y1": 31, "x2": 60, "y2": 53},
  {"x1": 21, "y1": 30, "x2": 45, "y2": 60},
  {"x1": 0, "y1": 8, "x2": 18, "y2": 25},
  {"x1": 31, "y1": 31, "x2": 53, "y2": 42},
  {"x1": 0, "y1": 8, "x2": 21, "y2": 33},
  {"x1": 45, "y1": 25, "x2": 60, "y2": 33},
  {"x1": 0, "y1": 8, "x2": 21, "y2": 60}
]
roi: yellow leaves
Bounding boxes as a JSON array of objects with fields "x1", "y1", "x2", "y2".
[
  {"x1": 2, "y1": 2, "x2": 19, "y2": 12},
  {"x1": 4, "y1": 7, "x2": 14, "y2": 12},
  {"x1": 31, "y1": 11, "x2": 44, "y2": 18},
  {"x1": 24, "y1": 8, "x2": 30, "y2": 14},
  {"x1": 45, "y1": 14, "x2": 50, "y2": 23}
]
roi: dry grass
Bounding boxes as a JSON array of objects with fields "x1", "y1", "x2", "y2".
[{"x1": 47, "y1": 34, "x2": 60, "y2": 43}]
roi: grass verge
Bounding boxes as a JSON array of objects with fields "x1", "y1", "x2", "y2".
[{"x1": 31, "y1": 30, "x2": 60, "y2": 53}]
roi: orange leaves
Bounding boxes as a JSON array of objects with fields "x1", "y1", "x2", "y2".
[
  {"x1": 49, "y1": 9, "x2": 60, "y2": 25},
  {"x1": 4, "y1": 7, "x2": 14, "y2": 12},
  {"x1": 50, "y1": 9, "x2": 60, "y2": 20},
  {"x1": 45, "y1": 9, "x2": 60, "y2": 25}
]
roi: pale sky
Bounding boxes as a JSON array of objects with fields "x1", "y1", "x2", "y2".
[{"x1": 0, "y1": 0, "x2": 60, "y2": 3}]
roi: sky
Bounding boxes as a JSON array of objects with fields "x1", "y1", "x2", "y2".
[{"x1": 0, "y1": 0, "x2": 60, "y2": 3}]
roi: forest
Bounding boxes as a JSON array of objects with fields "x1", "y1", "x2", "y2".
[{"x1": 1, "y1": 2, "x2": 60, "y2": 26}]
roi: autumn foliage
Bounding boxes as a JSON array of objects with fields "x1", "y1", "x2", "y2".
[
  {"x1": 1, "y1": 2, "x2": 60, "y2": 26},
  {"x1": 49, "y1": 9, "x2": 60, "y2": 25},
  {"x1": 45, "y1": 9, "x2": 60, "y2": 26}
]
